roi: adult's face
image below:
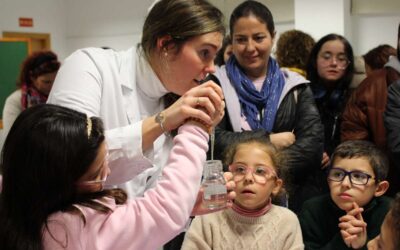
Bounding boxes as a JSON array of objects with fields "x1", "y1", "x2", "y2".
[
  {"x1": 231, "y1": 15, "x2": 274, "y2": 79},
  {"x1": 162, "y1": 32, "x2": 223, "y2": 96},
  {"x1": 32, "y1": 72, "x2": 57, "y2": 96}
]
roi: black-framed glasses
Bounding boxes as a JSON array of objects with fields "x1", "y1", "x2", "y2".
[{"x1": 327, "y1": 167, "x2": 375, "y2": 185}]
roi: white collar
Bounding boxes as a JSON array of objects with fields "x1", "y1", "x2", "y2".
[{"x1": 135, "y1": 49, "x2": 169, "y2": 100}]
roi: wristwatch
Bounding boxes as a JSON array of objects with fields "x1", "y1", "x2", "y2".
[{"x1": 155, "y1": 111, "x2": 169, "y2": 135}]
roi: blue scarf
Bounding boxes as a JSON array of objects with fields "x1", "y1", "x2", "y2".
[{"x1": 226, "y1": 56, "x2": 285, "y2": 132}]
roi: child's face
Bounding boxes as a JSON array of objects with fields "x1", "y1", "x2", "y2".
[
  {"x1": 77, "y1": 142, "x2": 110, "y2": 192},
  {"x1": 230, "y1": 144, "x2": 282, "y2": 210},
  {"x1": 328, "y1": 157, "x2": 383, "y2": 211},
  {"x1": 367, "y1": 211, "x2": 396, "y2": 250}
]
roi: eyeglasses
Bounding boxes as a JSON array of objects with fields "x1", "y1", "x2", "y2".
[
  {"x1": 319, "y1": 52, "x2": 349, "y2": 68},
  {"x1": 327, "y1": 167, "x2": 375, "y2": 186},
  {"x1": 229, "y1": 163, "x2": 276, "y2": 184}
]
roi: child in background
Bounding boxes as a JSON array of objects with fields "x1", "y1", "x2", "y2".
[
  {"x1": 214, "y1": 35, "x2": 233, "y2": 66},
  {"x1": 182, "y1": 137, "x2": 304, "y2": 250},
  {"x1": 0, "y1": 104, "x2": 234, "y2": 250},
  {"x1": 367, "y1": 193, "x2": 400, "y2": 250},
  {"x1": 299, "y1": 140, "x2": 391, "y2": 249}
]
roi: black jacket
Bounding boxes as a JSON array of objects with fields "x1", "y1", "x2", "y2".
[
  {"x1": 215, "y1": 85, "x2": 323, "y2": 181},
  {"x1": 384, "y1": 79, "x2": 400, "y2": 196}
]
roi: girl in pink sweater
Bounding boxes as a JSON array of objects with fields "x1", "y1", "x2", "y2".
[{"x1": 0, "y1": 104, "x2": 233, "y2": 250}]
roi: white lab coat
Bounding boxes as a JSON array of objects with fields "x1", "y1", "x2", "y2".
[{"x1": 48, "y1": 47, "x2": 172, "y2": 198}]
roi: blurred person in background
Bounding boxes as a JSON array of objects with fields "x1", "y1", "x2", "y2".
[{"x1": 2, "y1": 50, "x2": 60, "y2": 135}]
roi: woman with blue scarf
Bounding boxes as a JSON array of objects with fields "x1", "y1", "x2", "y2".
[{"x1": 212, "y1": 0, "x2": 324, "y2": 214}]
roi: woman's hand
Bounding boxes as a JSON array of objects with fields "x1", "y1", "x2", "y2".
[
  {"x1": 191, "y1": 172, "x2": 236, "y2": 216},
  {"x1": 269, "y1": 132, "x2": 296, "y2": 149},
  {"x1": 142, "y1": 80, "x2": 224, "y2": 150},
  {"x1": 163, "y1": 81, "x2": 225, "y2": 132}
]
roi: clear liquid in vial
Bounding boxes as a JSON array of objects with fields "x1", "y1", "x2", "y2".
[{"x1": 202, "y1": 177, "x2": 227, "y2": 210}]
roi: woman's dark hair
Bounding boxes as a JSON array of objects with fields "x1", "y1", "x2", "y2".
[
  {"x1": 230, "y1": 0, "x2": 275, "y2": 39},
  {"x1": 363, "y1": 44, "x2": 396, "y2": 70},
  {"x1": 307, "y1": 33, "x2": 354, "y2": 91},
  {"x1": 141, "y1": 0, "x2": 225, "y2": 61},
  {"x1": 18, "y1": 50, "x2": 60, "y2": 87},
  {"x1": 0, "y1": 104, "x2": 126, "y2": 250}
]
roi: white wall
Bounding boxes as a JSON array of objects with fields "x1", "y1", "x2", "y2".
[
  {"x1": 0, "y1": 0, "x2": 67, "y2": 58},
  {"x1": 0, "y1": 0, "x2": 399, "y2": 59},
  {"x1": 65, "y1": 0, "x2": 153, "y2": 55},
  {"x1": 351, "y1": 14, "x2": 399, "y2": 55}
]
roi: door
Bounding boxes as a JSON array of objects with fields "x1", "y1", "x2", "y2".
[{"x1": 0, "y1": 38, "x2": 31, "y2": 127}]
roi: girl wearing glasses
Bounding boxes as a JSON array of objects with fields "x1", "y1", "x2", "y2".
[
  {"x1": 307, "y1": 34, "x2": 355, "y2": 169},
  {"x1": 182, "y1": 137, "x2": 304, "y2": 250}
]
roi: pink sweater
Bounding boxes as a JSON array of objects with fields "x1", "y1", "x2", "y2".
[{"x1": 42, "y1": 124, "x2": 208, "y2": 250}]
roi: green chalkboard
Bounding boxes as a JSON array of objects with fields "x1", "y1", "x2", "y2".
[{"x1": 0, "y1": 39, "x2": 29, "y2": 120}]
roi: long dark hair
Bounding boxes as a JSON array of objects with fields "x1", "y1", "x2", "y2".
[
  {"x1": 307, "y1": 33, "x2": 354, "y2": 92},
  {"x1": 0, "y1": 104, "x2": 125, "y2": 250}
]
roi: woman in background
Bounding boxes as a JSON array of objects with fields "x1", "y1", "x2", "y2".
[
  {"x1": 213, "y1": 0, "x2": 323, "y2": 213},
  {"x1": 2, "y1": 50, "x2": 60, "y2": 134},
  {"x1": 307, "y1": 34, "x2": 354, "y2": 168}
]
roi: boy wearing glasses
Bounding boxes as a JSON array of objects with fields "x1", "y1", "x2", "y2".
[{"x1": 299, "y1": 140, "x2": 391, "y2": 249}]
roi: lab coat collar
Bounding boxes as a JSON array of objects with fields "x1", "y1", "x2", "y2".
[{"x1": 135, "y1": 48, "x2": 169, "y2": 99}]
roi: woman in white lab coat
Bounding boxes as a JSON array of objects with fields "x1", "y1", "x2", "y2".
[{"x1": 48, "y1": 0, "x2": 229, "y2": 210}]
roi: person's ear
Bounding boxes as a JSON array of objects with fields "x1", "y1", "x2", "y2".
[
  {"x1": 157, "y1": 35, "x2": 173, "y2": 54},
  {"x1": 374, "y1": 180, "x2": 389, "y2": 197},
  {"x1": 271, "y1": 178, "x2": 283, "y2": 196}
]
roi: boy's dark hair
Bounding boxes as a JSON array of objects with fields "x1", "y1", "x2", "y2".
[{"x1": 331, "y1": 140, "x2": 389, "y2": 182}]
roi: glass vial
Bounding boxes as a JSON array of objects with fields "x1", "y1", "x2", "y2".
[{"x1": 202, "y1": 160, "x2": 227, "y2": 210}]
